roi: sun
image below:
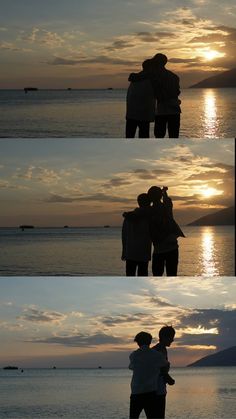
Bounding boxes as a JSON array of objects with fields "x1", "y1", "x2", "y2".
[
  {"x1": 202, "y1": 49, "x2": 222, "y2": 61},
  {"x1": 201, "y1": 187, "x2": 220, "y2": 198}
]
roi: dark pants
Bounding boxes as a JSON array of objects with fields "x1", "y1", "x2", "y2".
[
  {"x1": 156, "y1": 395, "x2": 166, "y2": 418},
  {"x1": 152, "y1": 248, "x2": 179, "y2": 276},
  {"x1": 126, "y1": 119, "x2": 150, "y2": 138},
  {"x1": 130, "y1": 392, "x2": 159, "y2": 419},
  {"x1": 126, "y1": 260, "x2": 149, "y2": 276},
  {"x1": 154, "y1": 114, "x2": 180, "y2": 138}
]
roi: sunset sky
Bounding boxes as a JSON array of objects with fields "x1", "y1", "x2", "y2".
[
  {"x1": 0, "y1": 138, "x2": 234, "y2": 227},
  {"x1": 0, "y1": 276, "x2": 235, "y2": 368},
  {"x1": 1, "y1": 0, "x2": 236, "y2": 88}
]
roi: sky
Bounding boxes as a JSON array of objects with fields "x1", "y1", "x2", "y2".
[
  {"x1": 0, "y1": 276, "x2": 235, "y2": 368},
  {"x1": 0, "y1": 0, "x2": 236, "y2": 88},
  {"x1": 0, "y1": 138, "x2": 234, "y2": 227}
]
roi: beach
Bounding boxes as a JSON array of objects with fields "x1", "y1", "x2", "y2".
[{"x1": 1, "y1": 88, "x2": 236, "y2": 138}]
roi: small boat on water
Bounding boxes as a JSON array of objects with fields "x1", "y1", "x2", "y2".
[
  {"x1": 24, "y1": 87, "x2": 38, "y2": 93},
  {"x1": 3, "y1": 366, "x2": 18, "y2": 370},
  {"x1": 19, "y1": 225, "x2": 34, "y2": 231}
]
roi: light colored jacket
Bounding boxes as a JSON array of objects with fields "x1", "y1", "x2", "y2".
[{"x1": 129, "y1": 346, "x2": 167, "y2": 394}]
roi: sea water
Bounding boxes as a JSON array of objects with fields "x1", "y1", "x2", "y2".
[
  {"x1": 0, "y1": 226, "x2": 234, "y2": 276},
  {"x1": 0, "y1": 367, "x2": 236, "y2": 418},
  {"x1": 0, "y1": 88, "x2": 236, "y2": 138}
]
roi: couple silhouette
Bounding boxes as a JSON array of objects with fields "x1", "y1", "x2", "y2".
[
  {"x1": 126, "y1": 53, "x2": 181, "y2": 139},
  {"x1": 122, "y1": 186, "x2": 185, "y2": 276},
  {"x1": 129, "y1": 326, "x2": 175, "y2": 419}
]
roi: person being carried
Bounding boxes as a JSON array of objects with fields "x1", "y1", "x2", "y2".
[
  {"x1": 129, "y1": 331, "x2": 168, "y2": 419},
  {"x1": 152, "y1": 326, "x2": 176, "y2": 419},
  {"x1": 147, "y1": 185, "x2": 185, "y2": 276},
  {"x1": 122, "y1": 193, "x2": 152, "y2": 276},
  {"x1": 151, "y1": 53, "x2": 181, "y2": 138},
  {"x1": 126, "y1": 59, "x2": 156, "y2": 138}
]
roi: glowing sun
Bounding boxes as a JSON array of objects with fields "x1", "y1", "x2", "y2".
[
  {"x1": 201, "y1": 187, "x2": 220, "y2": 198},
  {"x1": 202, "y1": 49, "x2": 222, "y2": 61}
]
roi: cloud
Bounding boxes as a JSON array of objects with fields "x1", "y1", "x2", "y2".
[
  {"x1": 48, "y1": 55, "x2": 136, "y2": 66},
  {"x1": 19, "y1": 28, "x2": 65, "y2": 48},
  {"x1": 15, "y1": 166, "x2": 61, "y2": 184},
  {"x1": 31, "y1": 332, "x2": 126, "y2": 347},
  {"x1": 96, "y1": 313, "x2": 159, "y2": 327},
  {"x1": 0, "y1": 42, "x2": 29, "y2": 52},
  {"x1": 44, "y1": 192, "x2": 133, "y2": 204},
  {"x1": 178, "y1": 308, "x2": 236, "y2": 350},
  {"x1": 18, "y1": 307, "x2": 67, "y2": 323}
]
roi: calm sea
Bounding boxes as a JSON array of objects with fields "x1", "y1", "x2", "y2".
[
  {"x1": 0, "y1": 226, "x2": 234, "y2": 276},
  {"x1": 0, "y1": 88, "x2": 236, "y2": 138},
  {"x1": 0, "y1": 367, "x2": 236, "y2": 418}
]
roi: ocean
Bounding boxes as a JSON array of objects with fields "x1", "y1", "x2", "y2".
[
  {"x1": 0, "y1": 226, "x2": 234, "y2": 276},
  {"x1": 0, "y1": 367, "x2": 236, "y2": 418},
  {"x1": 0, "y1": 88, "x2": 236, "y2": 138}
]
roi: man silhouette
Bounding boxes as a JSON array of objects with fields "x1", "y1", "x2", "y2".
[
  {"x1": 152, "y1": 326, "x2": 176, "y2": 418},
  {"x1": 147, "y1": 186, "x2": 185, "y2": 276},
  {"x1": 152, "y1": 53, "x2": 181, "y2": 138}
]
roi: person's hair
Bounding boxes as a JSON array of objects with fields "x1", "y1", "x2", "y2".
[
  {"x1": 134, "y1": 331, "x2": 152, "y2": 346},
  {"x1": 152, "y1": 53, "x2": 168, "y2": 67},
  {"x1": 137, "y1": 193, "x2": 151, "y2": 207},
  {"x1": 147, "y1": 186, "x2": 162, "y2": 202},
  {"x1": 142, "y1": 59, "x2": 153, "y2": 72},
  {"x1": 159, "y1": 326, "x2": 175, "y2": 340}
]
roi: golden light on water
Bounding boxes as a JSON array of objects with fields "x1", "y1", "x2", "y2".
[
  {"x1": 203, "y1": 90, "x2": 219, "y2": 137},
  {"x1": 201, "y1": 227, "x2": 219, "y2": 276}
]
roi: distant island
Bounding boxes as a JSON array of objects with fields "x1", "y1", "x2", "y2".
[
  {"x1": 187, "y1": 206, "x2": 235, "y2": 226},
  {"x1": 188, "y1": 346, "x2": 236, "y2": 367},
  {"x1": 190, "y1": 68, "x2": 236, "y2": 88},
  {"x1": 3, "y1": 365, "x2": 18, "y2": 370}
]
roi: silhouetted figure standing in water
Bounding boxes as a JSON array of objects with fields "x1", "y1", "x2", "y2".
[
  {"x1": 152, "y1": 53, "x2": 181, "y2": 138},
  {"x1": 126, "y1": 59, "x2": 156, "y2": 138},
  {"x1": 129, "y1": 331, "x2": 167, "y2": 419},
  {"x1": 122, "y1": 193, "x2": 152, "y2": 276},
  {"x1": 152, "y1": 326, "x2": 176, "y2": 419},
  {"x1": 147, "y1": 186, "x2": 185, "y2": 276}
]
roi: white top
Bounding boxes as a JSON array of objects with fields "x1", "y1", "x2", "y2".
[{"x1": 129, "y1": 346, "x2": 167, "y2": 394}]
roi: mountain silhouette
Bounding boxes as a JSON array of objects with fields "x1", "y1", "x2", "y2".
[
  {"x1": 190, "y1": 68, "x2": 236, "y2": 88},
  {"x1": 188, "y1": 346, "x2": 236, "y2": 367},
  {"x1": 187, "y1": 206, "x2": 235, "y2": 226}
]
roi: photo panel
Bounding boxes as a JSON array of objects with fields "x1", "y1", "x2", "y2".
[
  {"x1": 0, "y1": 138, "x2": 235, "y2": 277},
  {"x1": 1, "y1": 1, "x2": 236, "y2": 139},
  {"x1": 0, "y1": 276, "x2": 236, "y2": 419}
]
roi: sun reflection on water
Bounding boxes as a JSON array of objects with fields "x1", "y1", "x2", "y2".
[
  {"x1": 203, "y1": 90, "x2": 219, "y2": 137},
  {"x1": 201, "y1": 227, "x2": 219, "y2": 276}
]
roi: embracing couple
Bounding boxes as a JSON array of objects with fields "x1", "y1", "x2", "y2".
[
  {"x1": 122, "y1": 186, "x2": 185, "y2": 276},
  {"x1": 126, "y1": 53, "x2": 181, "y2": 138}
]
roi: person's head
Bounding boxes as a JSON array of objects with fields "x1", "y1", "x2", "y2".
[
  {"x1": 147, "y1": 186, "x2": 162, "y2": 203},
  {"x1": 134, "y1": 331, "x2": 152, "y2": 347},
  {"x1": 137, "y1": 193, "x2": 151, "y2": 208},
  {"x1": 142, "y1": 58, "x2": 154, "y2": 73},
  {"x1": 152, "y1": 53, "x2": 168, "y2": 69},
  {"x1": 159, "y1": 326, "x2": 175, "y2": 347}
]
